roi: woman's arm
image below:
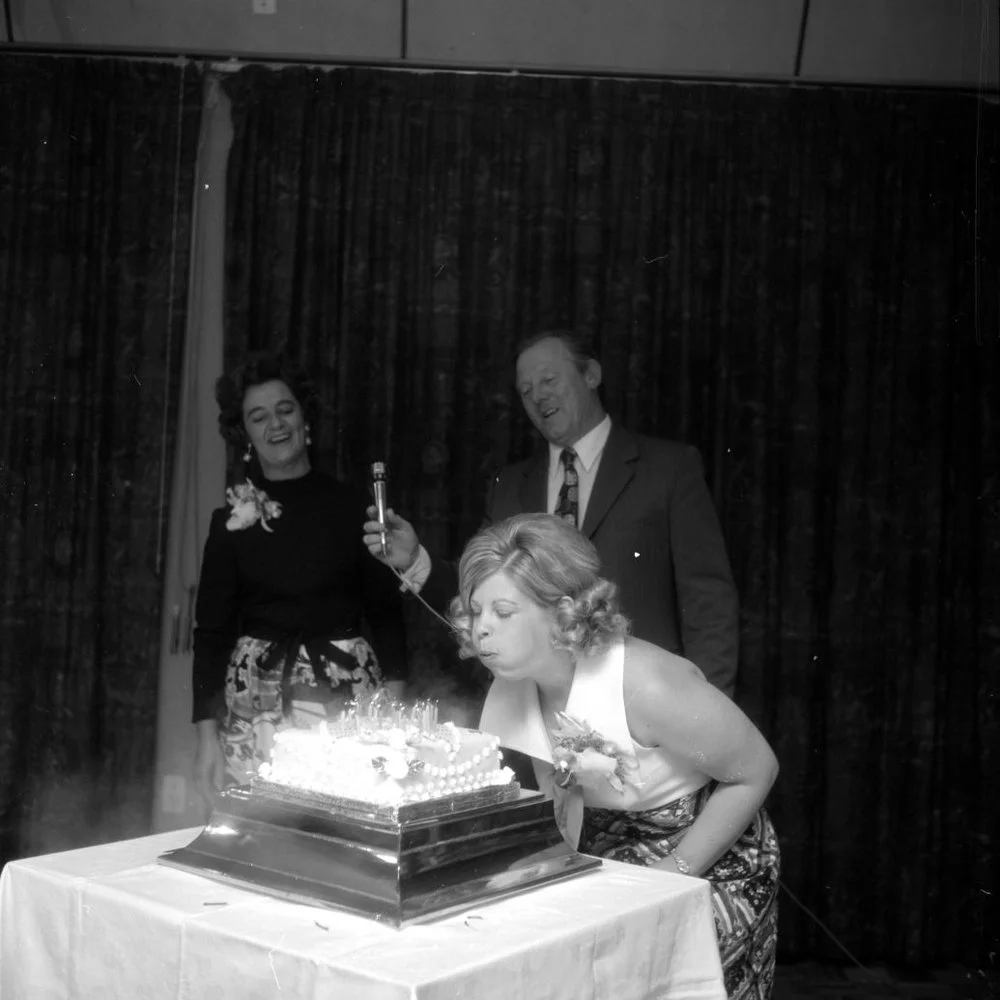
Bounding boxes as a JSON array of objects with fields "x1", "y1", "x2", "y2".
[
  {"x1": 624, "y1": 639, "x2": 779, "y2": 876},
  {"x1": 191, "y1": 510, "x2": 240, "y2": 724},
  {"x1": 191, "y1": 509, "x2": 240, "y2": 805}
]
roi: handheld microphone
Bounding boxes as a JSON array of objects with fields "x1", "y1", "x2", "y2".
[{"x1": 371, "y1": 461, "x2": 389, "y2": 557}]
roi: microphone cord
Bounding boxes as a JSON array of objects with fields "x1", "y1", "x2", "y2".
[
  {"x1": 386, "y1": 563, "x2": 460, "y2": 636},
  {"x1": 776, "y1": 880, "x2": 908, "y2": 994}
]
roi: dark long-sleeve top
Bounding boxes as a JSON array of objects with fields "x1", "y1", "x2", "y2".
[{"x1": 191, "y1": 469, "x2": 407, "y2": 723}]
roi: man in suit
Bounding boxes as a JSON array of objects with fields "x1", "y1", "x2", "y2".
[{"x1": 366, "y1": 330, "x2": 740, "y2": 697}]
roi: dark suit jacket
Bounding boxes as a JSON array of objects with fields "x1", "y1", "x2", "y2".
[{"x1": 424, "y1": 423, "x2": 739, "y2": 696}]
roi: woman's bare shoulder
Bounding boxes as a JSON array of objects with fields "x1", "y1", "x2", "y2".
[
  {"x1": 623, "y1": 638, "x2": 705, "y2": 689},
  {"x1": 622, "y1": 639, "x2": 711, "y2": 741}
]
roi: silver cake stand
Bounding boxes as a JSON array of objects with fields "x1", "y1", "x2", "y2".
[{"x1": 158, "y1": 782, "x2": 601, "y2": 927}]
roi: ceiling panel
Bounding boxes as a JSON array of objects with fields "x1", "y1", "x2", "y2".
[
  {"x1": 16, "y1": 0, "x2": 402, "y2": 60},
  {"x1": 10, "y1": 0, "x2": 995, "y2": 89},
  {"x1": 802, "y1": 0, "x2": 997, "y2": 87},
  {"x1": 406, "y1": 0, "x2": 804, "y2": 77}
]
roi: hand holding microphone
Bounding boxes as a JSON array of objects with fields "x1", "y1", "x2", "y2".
[
  {"x1": 363, "y1": 461, "x2": 453, "y2": 632},
  {"x1": 371, "y1": 462, "x2": 390, "y2": 556},
  {"x1": 364, "y1": 462, "x2": 421, "y2": 571}
]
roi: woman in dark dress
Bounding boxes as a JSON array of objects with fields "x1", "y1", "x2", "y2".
[{"x1": 192, "y1": 352, "x2": 407, "y2": 805}]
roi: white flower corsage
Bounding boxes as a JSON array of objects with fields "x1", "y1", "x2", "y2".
[
  {"x1": 550, "y1": 712, "x2": 640, "y2": 794},
  {"x1": 225, "y1": 480, "x2": 282, "y2": 532}
]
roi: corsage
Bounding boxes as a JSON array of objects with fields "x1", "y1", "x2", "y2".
[
  {"x1": 225, "y1": 480, "x2": 282, "y2": 533},
  {"x1": 549, "y1": 712, "x2": 640, "y2": 794}
]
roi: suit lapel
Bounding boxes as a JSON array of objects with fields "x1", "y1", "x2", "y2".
[
  {"x1": 518, "y1": 448, "x2": 549, "y2": 515},
  {"x1": 581, "y1": 423, "x2": 638, "y2": 538}
]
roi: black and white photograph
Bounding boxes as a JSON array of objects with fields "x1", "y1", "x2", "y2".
[{"x1": 0, "y1": 2, "x2": 997, "y2": 998}]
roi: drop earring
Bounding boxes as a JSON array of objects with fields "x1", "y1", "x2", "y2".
[
  {"x1": 242, "y1": 442, "x2": 253, "y2": 463},
  {"x1": 306, "y1": 425, "x2": 312, "y2": 446}
]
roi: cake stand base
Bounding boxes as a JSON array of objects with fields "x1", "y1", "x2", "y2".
[{"x1": 159, "y1": 785, "x2": 600, "y2": 927}]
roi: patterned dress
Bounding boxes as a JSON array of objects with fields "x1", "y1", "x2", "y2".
[
  {"x1": 581, "y1": 786, "x2": 779, "y2": 1000},
  {"x1": 480, "y1": 640, "x2": 780, "y2": 1000},
  {"x1": 192, "y1": 469, "x2": 406, "y2": 785},
  {"x1": 219, "y1": 633, "x2": 383, "y2": 785}
]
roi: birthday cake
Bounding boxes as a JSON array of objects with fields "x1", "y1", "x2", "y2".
[
  {"x1": 256, "y1": 700, "x2": 515, "y2": 809},
  {"x1": 160, "y1": 691, "x2": 599, "y2": 926}
]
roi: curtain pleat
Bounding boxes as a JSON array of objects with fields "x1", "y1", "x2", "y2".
[
  {"x1": 152, "y1": 72, "x2": 232, "y2": 832},
  {"x1": 218, "y1": 66, "x2": 998, "y2": 965},
  {"x1": 0, "y1": 56, "x2": 202, "y2": 859}
]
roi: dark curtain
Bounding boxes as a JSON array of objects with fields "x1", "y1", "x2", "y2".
[
  {"x1": 220, "y1": 67, "x2": 998, "y2": 967},
  {"x1": 0, "y1": 57, "x2": 202, "y2": 860}
]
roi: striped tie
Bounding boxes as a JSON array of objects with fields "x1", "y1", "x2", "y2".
[{"x1": 554, "y1": 449, "x2": 579, "y2": 527}]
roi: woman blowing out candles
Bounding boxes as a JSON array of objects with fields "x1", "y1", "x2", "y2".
[
  {"x1": 449, "y1": 513, "x2": 780, "y2": 1000},
  {"x1": 191, "y1": 351, "x2": 407, "y2": 806}
]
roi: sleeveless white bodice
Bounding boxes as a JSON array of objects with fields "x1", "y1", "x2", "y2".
[{"x1": 480, "y1": 641, "x2": 708, "y2": 811}]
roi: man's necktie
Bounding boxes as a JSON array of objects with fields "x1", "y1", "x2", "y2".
[{"x1": 554, "y1": 449, "x2": 579, "y2": 528}]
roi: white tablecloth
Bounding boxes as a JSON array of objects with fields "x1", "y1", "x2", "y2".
[{"x1": 0, "y1": 828, "x2": 725, "y2": 1000}]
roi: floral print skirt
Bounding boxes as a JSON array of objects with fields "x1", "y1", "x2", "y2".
[
  {"x1": 580, "y1": 784, "x2": 780, "y2": 1000},
  {"x1": 218, "y1": 633, "x2": 384, "y2": 787}
]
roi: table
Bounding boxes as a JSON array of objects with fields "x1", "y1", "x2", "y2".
[{"x1": 0, "y1": 828, "x2": 725, "y2": 999}]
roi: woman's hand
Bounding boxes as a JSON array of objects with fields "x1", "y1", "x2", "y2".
[
  {"x1": 653, "y1": 852, "x2": 697, "y2": 877},
  {"x1": 193, "y1": 720, "x2": 226, "y2": 808},
  {"x1": 363, "y1": 506, "x2": 421, "y2": 571}
]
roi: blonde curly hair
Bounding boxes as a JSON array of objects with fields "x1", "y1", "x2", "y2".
[{"x1": 449, "y1": 513, "x2": 630, "y2": 660}]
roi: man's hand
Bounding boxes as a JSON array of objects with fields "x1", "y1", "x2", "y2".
[{"x1": 363, "y1": 505, "x2": 421, "y2": 571}]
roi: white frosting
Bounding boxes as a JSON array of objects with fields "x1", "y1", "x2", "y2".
[{"x1": 258, "y1": 721, "x2": 515, "y2": 806}]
